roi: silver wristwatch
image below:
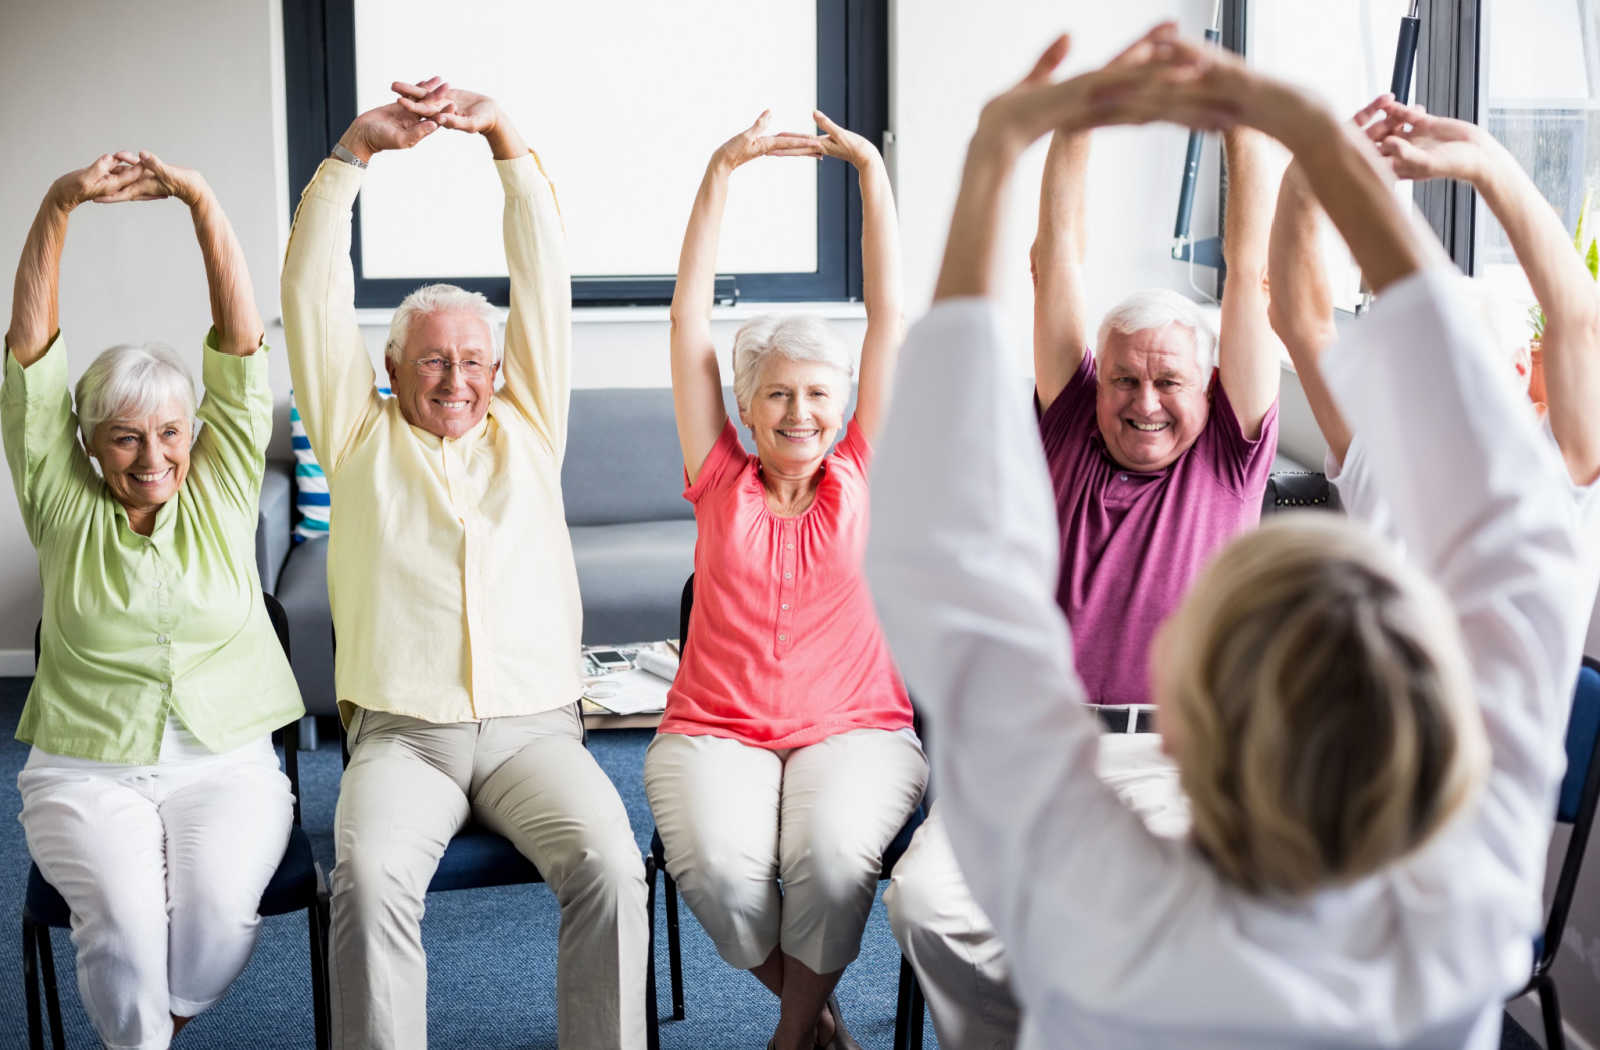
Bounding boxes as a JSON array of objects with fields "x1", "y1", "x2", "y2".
[{"x1": 330, "y1": 143, "x2": 368, "y2": 169}]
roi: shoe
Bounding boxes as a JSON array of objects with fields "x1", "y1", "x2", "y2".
[{"x1": 821, "y1": 994, "x2": 862, "y2": 1050}]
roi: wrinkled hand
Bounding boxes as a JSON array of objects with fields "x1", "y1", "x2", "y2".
[
  {"x1": 341, "y1": 90, "x2": 443, "y2": 161},
  {"x1": 973, "y1": 26, "x2": 1239, "y2": 161},
  {"x1": 47, "y1": 153, "x2": 144, "y2": 210},
  {"x1": 393, "y1": 78, "x2": 500, "y2": 136},
  {"x1": 813, "y1": 110, "x2": 879, "y2": 169},
  {"x1": 1367, "y1": 98, "x2": 1489, "y2": 183},
  {"x1": 92, "y1": 152, "x2": 208, "y2": 206},
  {"x1": 712, "y1": 111, "x2": 822, "y2": 174}
]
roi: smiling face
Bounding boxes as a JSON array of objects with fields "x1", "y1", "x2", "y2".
[
  {"x1": 88, "y1": 401, "x2": 192, "y2": 520},
  {"x1": 738, "y1": 356, "x2": 847, "y2": 477},
  {"x1": 1095, "y1": 323, "x2": 1211, "y2": 472},
  {"x1": 384, "y1": 309, "x2": 500, "y2": 439}
]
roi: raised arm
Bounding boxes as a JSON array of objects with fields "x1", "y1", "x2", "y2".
[
  {"x1": 815, "y1": 111, "x2": 902, "y2": 440},
  {"x1": 6, "y1": 155, "x2": 144, "y2": 367},
  {"x1": 396, "y1": 82, "x2": 571, "y2": 452},
  {"x1": 1376, "y1": 101, "x2": 1600, "y2": 486},
  {"x1": 670, "y1": 114, "x2": 820, "y2": 481},
  {"x1": 282, "y1": 89, "x2": 443, "y2": 470},
  {"x1": 1030, "y1": 131, "x2": 1092, "y2": 411},
  {"x1": 1216, "y1": 127, "x2": 1282, "y2": 437},
  {"x1": 1267, "y1": 162, "x2": 1351, "y2": 464}
]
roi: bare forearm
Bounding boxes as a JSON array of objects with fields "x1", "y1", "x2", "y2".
[
  {"x1": 188, "y1": 187, "x2": 262, "y2": 356},
  {"x1": 669, "y1": 162, "x2": 730, "y2": 336},
  {"x1": 1476, "y1": 146, "x2": 1600, "y2": 342},
  {"x1": 935, "y1": 141, "x2": 1014, "y2": 302},
  {"x1": 1274, "y1": 102, "x2": 1442, "y2": 293},
  {"x1": 858, "y1": 156, "x2": 903, "y2": 337},
  {"x1": 7, "y1": 193, "x2": 71, "y2": 365},
  {"x1": 1032, "y1": 131, "x2": 1091, "y2": 405},
  {"x1": 1222, "y1": 127, "x2": 1275, "y2": 275},
  {"x1": 1268, "y1": 167, "x2": 1350, "y2": 461},
  {"x1": 483, "y1": 116, "x2": 529, "y2": 161}
]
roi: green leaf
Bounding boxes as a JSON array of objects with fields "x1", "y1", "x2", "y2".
[{"x1": 1588, "y1": 238, "x2": 1599, "y2": 282}]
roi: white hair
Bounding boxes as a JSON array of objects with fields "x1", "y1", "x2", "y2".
[
  {"x1": 384, "y1": 283, "x2": 502, "y2": 366},
  {"x1": 74, "y1": 343, "x2": 196, "y2": 447},
  {"x1": 1096, "y1": 289, "x2": 1218, "y2": 374},
  {"x1": 731, "y1": 314, "x2": 854, "y2": 411}
]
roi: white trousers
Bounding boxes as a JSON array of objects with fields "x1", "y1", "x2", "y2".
[
  {"x1": 17, "y1": 736, "x2": 292, "y2": 1050},
  {"x1": 329, "y1": 705, "x2": 649, "y2": 1050},
  {"x1": 885, "y1": 734, "x2": 1189, "y2": 1050},
  {"x1": 643, "y1": 727, "x2": 928, "y2": 974}
]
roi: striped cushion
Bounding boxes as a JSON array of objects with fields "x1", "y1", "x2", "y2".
[{"x1": 289, "y1": 387, "x2": 389, "y2": 543}]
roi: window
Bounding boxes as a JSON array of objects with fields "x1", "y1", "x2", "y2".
[
  {"x1": 283, "y1": 0, "x2": 887, "y2": 306},
  {"x1": 1474, "y1": 0, "x2": 1600, "y2": 312}
]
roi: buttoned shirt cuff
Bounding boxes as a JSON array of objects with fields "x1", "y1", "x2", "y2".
[{"x1": 305, "y1": 155, "x2": 365, "y2": 209}]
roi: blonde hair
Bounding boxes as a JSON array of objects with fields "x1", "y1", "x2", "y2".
[
  {"x1": 74, "y1": 343, "x2": 196, "y2": 447},
  {"x1": 385, "y1": 283, "x2": 502, "y2": 366},
  {"x1": 731, "y1": 314, "x2": 853, "y2": 411},
  {"x1": 1161, "y1": 516, "x2": 1488, "y2": 895}
]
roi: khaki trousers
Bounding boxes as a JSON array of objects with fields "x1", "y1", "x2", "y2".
[
  {"x1": 644, "y1": 727, "x2": 928, "y2": 974},
  {"x1": 329, "y1": 705, "x2": 648, "y2": 1050},
  {"x1": 886, "y1": 734, "x2": 1189, "y2": 1050}
]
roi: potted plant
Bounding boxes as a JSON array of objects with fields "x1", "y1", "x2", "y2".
[{"x1": 1528, "y1": 190, "x2": 1599, "y2": 407}]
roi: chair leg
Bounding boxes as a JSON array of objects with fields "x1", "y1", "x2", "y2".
[
  {"x1": 664, "y1": 868, "x2": 685, "y2": 1021},
  {"x1": 1540, "y1": 975, "x2": 1567, "y2": 1050},
  {"x1": 22, "y1": 920, "x2": 44, "y2": 1050},
  {"x1": 645, "y1": 855, "x2": 660, "y2": 1050},
  {"x1": 298, "y1": 714, "x2": 320, "y2": 752},
  {"x1": 908, "y1": 966, "x2": 926, "y2": 1050},
  {"x1": 37, "y1": 925, "x2": 66, "y2": 1050},
  {"x1": 308, "y1": 905, "x2": 330, "y2": 1050},
  {"x1": 893, "y1": 955, "x2": 912, "y2": 1050}
]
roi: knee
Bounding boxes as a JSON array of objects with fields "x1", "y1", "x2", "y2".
[
  {"x1": 786, "y1": 832, "x2": 880, "y2": 914},
  {"x1": 330, "y1": 838, "x2": 424, "y2": 924},
  {"x1": 561, "y1": 825, "x2": 645, "y2": 903},
  {"x1": 70, "y1": 879, "x2": 168, "y2": 952},
  {"x1": 886, "y1": 853, "x2": 941, "y2": 947}
]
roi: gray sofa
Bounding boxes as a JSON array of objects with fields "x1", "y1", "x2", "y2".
[{"x1": 256, "y1": 386, "x2": 738, "y2": 717}]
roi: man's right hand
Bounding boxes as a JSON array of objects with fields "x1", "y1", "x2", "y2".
[
  {"x1": 337, "y1": 81, "x2": 447, "y2": 164},
  {"x1": 47, "y1": 153, "x2": 145, "y2": 212}
]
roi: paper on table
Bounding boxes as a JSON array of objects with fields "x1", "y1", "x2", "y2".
[
  {"x1": 634, "y1": 648, "x2": 680, "y2": 682},
  {"x1": 583, "y1": 668, "x2": 669, "y2": 715}
]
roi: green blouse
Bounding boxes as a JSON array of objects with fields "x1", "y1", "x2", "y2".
[{"x1": 2, "y1": 332, "x2": 304, "y2": 763}]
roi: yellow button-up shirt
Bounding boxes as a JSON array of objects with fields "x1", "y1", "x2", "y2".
[
  {"x1": 1, "y1": 333, "x2": 304, "y2": 763},
  {"x1": 280, "y1": 154, "x2": 583, "y2": 725}
]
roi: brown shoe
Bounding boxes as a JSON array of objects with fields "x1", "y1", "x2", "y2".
[{"x1": 821, "y1": 994, "x2": 862, "y2": 1050}]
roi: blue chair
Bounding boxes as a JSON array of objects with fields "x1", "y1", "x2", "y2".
[
  {"x1": 20, "y1": 594, "x2": 330, "y2": 1050},
  {"x1": 645, "y1": 573, "x2": 930, "y2": 1050},
  {"x1": 1509, "y1": 657, "x2": 1600, "y2": 1050}
]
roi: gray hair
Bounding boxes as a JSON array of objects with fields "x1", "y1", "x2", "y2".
[
  {"x1": 731, "y1": 314, "x2": 854, "y2": 411},
  {"x1": 385, "y1": 283, "x2": 502, "y2": 366},
  {"x1": 1097, "y1": 289, "x2": 1218, "y2": 374},
  {"x1": 74, "y1": 343, "x2": 197, "y2": 447}
]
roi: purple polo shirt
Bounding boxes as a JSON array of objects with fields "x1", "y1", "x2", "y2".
[{"x1": 1039, "y1": 353, "x2": 1278, "y2": 704}]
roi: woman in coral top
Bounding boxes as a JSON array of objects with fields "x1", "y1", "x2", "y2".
[{"x1": 645, "y1": 111, "x2": 926, "y2": 1050}]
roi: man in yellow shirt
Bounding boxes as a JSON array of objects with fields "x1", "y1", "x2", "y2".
[{"x1": 280, "y1": 78, "x2": 647, "y2": 1050}]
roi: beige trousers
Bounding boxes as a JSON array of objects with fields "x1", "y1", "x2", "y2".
[
  {"x1": 644, "y1": 727, "x2": 928, "y2": 974},
  {"x1": 329, "y1": 705, "x2": 648, "y2": 1050},
  {"x1": 885, "y1": 734, "x2": 1189, "y2": 1050}
]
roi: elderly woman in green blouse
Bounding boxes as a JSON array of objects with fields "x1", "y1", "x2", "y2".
[{"x1": 2, "y1": 153, "x2": 304, "y2": 1050}]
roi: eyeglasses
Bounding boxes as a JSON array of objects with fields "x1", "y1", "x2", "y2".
[{"x1": 410, "y1": 357, "x2": 490, "y2": 377}]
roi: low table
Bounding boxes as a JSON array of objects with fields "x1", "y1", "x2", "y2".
[{"x1": 580, "y1": 641, "x2": 676, "y2": 731}]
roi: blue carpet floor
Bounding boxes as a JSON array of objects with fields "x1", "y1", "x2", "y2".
[{"x1": 0, "y1": 676, "x2": 1546, "y2": 1049}]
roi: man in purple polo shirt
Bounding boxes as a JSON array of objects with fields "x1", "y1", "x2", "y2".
[{"x1": 885, "y1": 122, "x2": 1282, "y2": 1050}]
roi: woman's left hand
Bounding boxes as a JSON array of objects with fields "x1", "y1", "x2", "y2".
[
  {"x1": 96, "y1": 152, "x2": 209, "y2": 207},
  {"x1": 814, "y1": 110, "x2": 881, "y2": 170}
]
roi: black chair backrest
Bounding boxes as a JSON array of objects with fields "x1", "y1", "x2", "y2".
[
  {"x1": 1261, "y1": 471, "x2": 1339, "y2": 515},
  {"x1": 1539, "y1": 657, "x2": 1600, "y2": 973},
  {"x1": 678, "y1": 574, "x2": 695, "y2": 660}
]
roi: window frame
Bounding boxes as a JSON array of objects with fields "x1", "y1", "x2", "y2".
[
  {"x1": 1416, "y1": 0, "x2": 1482, "y2": 271},
  {"x1": 281, "y1": 0, "x2": 888, "y2": 307}
]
